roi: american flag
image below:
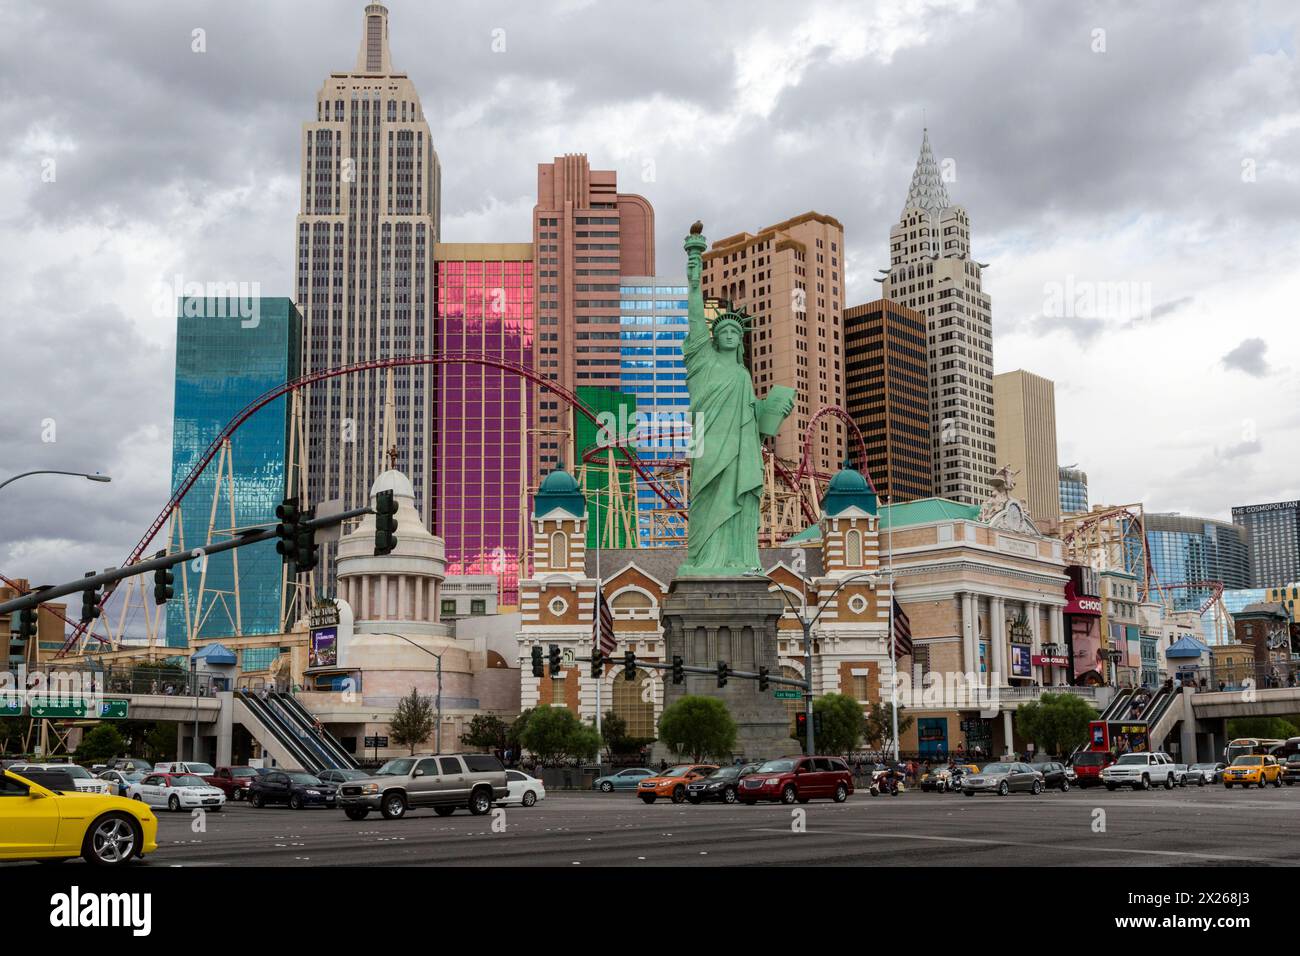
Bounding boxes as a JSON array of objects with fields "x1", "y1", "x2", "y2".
[
  {"x1": 594, "y1": 590, "x2": 616, "y2": 657},
  {"x1": 892, "y1": 598, "x2": 913, "y2": 659}
]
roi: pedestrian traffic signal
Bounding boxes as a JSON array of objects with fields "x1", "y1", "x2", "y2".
[
  {"x1": 671, "y1": 655, "x2": 684, "y2": 684},
  {"x1": 152, "y1": 566, "x2": 174, "y2": 606},
  {"x1": 79, "y1": 574, "x2": 101, "y2": 625},
  {"x1": 623, "y1": 650, "x2": 636, "y2": 681},
  {"x1": 294, "y1": 506, "x2": 318, "y2": 574},
  {"x1": 758, "y1": 666, "x2": 770, "y2": 691},
  {"x1": 716, "y1": 660, "x2": 729, "y2": 688},
  {"x1": 374, "y1": 488, "x2": 398, "y2": 555},
  {"x1": 275, "y1": 497, "x2": 300, "y2": 564},
  {"x1": 547, "y1": 644, "x2": 561, "y2": 678},
  {"x1": 796, "y1": 712, "x2": 807, "y2": 737},
  {"x1": 17, "y1": 608, "x2": 36, "y2": 642},
  {"x1": 590, "y1": 651, "x2": 604, "y2": 679},
  {"x1": 531, "y1": 645, "x2": 544, "y2": 678}
]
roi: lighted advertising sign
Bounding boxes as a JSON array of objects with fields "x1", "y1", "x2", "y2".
[
  {"x1": 309, "y1": 626, "x2": 337, "y2": 668},
  {"x1": 1010, "y1": 644, "x2": 1032, "y2": 678}
]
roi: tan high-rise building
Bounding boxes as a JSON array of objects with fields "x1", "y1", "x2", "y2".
[
  {"x1": 701, "y1": 212, "x2": 846, "y2": 474},
  {"x1": 532, "y1": 155, "x2": 654, "y2": 477},
  {"x1": 295, "y1": 2, "x2": 441, "y2": 587},
  {"x1": 881, "y1": 130, "x2": 995, "y2": 504},
  {"x1": 993, "y1": 369, "x2": 1060, "y2": 529}
]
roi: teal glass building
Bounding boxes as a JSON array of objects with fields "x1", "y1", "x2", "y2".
[{"x1": 166, "y1": 298, "x2": 301, "y2": 646}]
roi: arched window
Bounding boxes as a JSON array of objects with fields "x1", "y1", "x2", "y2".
[
  {"x1": 612, "y1": 670, "x2": 656, "y2": 741},
  {"x1": 549, "y1": 531, "x2": 568, "y2": 570},
  {"x1": 780, "y1": 666, "x2": 804, "y2": 737},
  {"x1": 845, "y1": 529, "x2": 862, "y2": 567}
]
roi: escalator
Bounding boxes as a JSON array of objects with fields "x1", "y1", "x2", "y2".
[
  {"x1": 1097, "y1": 687, "x2": 1134, "y2": 721},
  {"x1": 235, "y1": 690, "x2": 324, "y2": 773},
  {"x1": 1144, "y1": 686, "x2": 1184, "y2": 749},
  {"x1": 270, "y1": 692, "x2": 359, "y2": 769}
]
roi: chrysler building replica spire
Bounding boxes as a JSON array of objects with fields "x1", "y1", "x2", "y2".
[{"x1": 881, "y1": 128, "x2": 994, "y2": 504}]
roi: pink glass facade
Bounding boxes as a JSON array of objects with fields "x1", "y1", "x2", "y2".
[{"x1": 435, "y1": 254, "x2": 534, "y2": 605}]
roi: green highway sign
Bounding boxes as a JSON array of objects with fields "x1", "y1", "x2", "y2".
[
  {"x1": 0, "y1": 700, "x2": 21, "y2": 717},
  {"x1": 99, "y1": 699, "x2": 129, "y2": 719},
  {"x1": 30, "y1": 702, "x2": 90, "y2": 719},
  {"x1": 773, "y1": 689, "x2": 802, "y2": 700},
  {"x1": 27, "y1": 698, "x2": 130, "y2": 719}
]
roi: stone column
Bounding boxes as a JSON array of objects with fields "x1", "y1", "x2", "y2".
[
  {"x1": 378, "y1": 573, "x2": 388, "y2": 620},
  {"x1": 414, "y1": 575, "x2": 423, "y2": 621},
  {"x1": 360, "y1": 575, "x2": 370, "y2": 620},
  {"x1": 991, "y1": 596, "x2": 1006, "y2": 690},
  {"x1": 1027, "y1": 601, "x2": 1041, "y2": 684},
  {"x1": 1049, "y1": 606, "x2": 1065, "y2": 685},
  {"x1": 1002, "y1": 709, "x2": 1015, "y2": 759},
  {"x1": 961, "y1": 592, "x2": 976, "y2": 681},
  {"x1": 398, "y1": 575, "x2": 408, "y2": 621}
]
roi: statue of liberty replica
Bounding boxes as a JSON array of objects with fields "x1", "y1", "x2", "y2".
[
  {"x1": 679, "y1": 221, "x2": 794, "y2": 576},
  {"x1": 655, "y1": 222, "x2": 800, "y2": 761}
]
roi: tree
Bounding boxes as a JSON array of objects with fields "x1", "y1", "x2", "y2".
[
  {"x1": 519, "y1": 707, "x2": 600, "y2": 766},
  {"x1": 76, "y1": 724, "x2": 126, "y2": 763},
  {"x1": 810, "y1": 694, "x2": 864, "y2": 755},
  {"x1": 600, "y1": 710, "x2": 655, "y2": 756},
  {"x1": 863, "y1": 702, "x2": 914, "y2": 756},
  {"x1": 656, "y1": 696, "x2": 737, "y2": 762},
  {"x1": 143, "y1": 723, "x2": 176, "y2": 761},
  {"x1": 1227, "y1": 716, "x2": 1300, "y2": 741},
  {"x1": 460, "y1": 714, "x2": 508, "y2": 751},
  {"x1": 1014, "y1": 692, "x2": 1098, "y2": 757},
  {"x1": 0, "y1": 716, "x2": 27, "y2": 755},
  {"x1": 389, "y1": 687, "x2": 435, "y2": 755},
  {"x1": 507, "y1": 708, "x2": 534, "y2": 752}
]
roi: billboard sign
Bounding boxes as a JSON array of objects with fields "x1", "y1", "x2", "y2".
[
  {"x1": 309, "y1": 626, "x2": 338, "y2": 669},
  {"x1": 1010, "y1": 644, "x2": 1032, "y2": 678}
]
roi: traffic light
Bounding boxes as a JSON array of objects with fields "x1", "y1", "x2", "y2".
[
  {"x1": 547, "y1": 644, "x2": 561, "y2": 678},
  {"x1": 671, "y1": 655, "x2": 684, "y2": 684},
  {"x1": 758, "y1": 666, "x2": 770, "y2": 691},
  {"x1": 623, "y1": 650, "x2": 636, "y2": 681},
  {"x1": 275, "y1": 497, "x2": 300, "y2": 564},
  {"x1": 374, "y1": 488, "x2": 398, "y2": 555},
  {"x1": 814, "y1": 711, "x2": 823, "y2": 736},
  {"x1": 294, "y1": 506, "x2": 318, "y2": 574},
  {"x1": 796, "y1": 712, "x2": 807, "y2": 738},
  {"x1": 590, "y1": 651, "x2": 604, "y2": 679},
  {"x1": 716, "y1": 660, "x2": 729, "y2": 688},
  {"x1": 152, "y1": 550, "x2": 174, "y2": 606},
  {"x1": 79, "y1": 573, "x2": 101, "y2": 625},
  {"x1": 530, "y1": 645, "x2": 544, "y2": 678},
  {"x1": 16, "y1": 608, "x2": 36, "y2": 642}
]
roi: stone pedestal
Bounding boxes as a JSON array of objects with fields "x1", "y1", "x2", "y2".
[{"x1": 653, "y1": 577, "x2": 797, "y2": 763}]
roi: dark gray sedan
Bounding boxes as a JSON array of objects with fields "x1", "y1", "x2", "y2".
[
  {"x1": 962, "y1": 762, "x2": 1044, "y2": 796},
  {"x1": 1034, "y1": 761, "x2": 1073, "y2": 792}
]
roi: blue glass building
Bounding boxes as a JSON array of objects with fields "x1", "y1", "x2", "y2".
[
  {"x1": 167, "y1": 298, "x2": 301, "y2": 646},
  {"x1": 1058, "y1": 466, "x2": 1088, "y2": 515},
  {"x1": 1145, "y1": 513, "x2": 1251, "y2": 646},
  {"x1": 619, "y1": 278, "x2": 689, "y2": 545}
]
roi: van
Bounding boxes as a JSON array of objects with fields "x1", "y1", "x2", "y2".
[
  {"x1": 1282, "y1": 737, "x2": 1300, "y2": 786},
  {"x1": 152, "y1": 761, "x2": 216, "y2": 775}
]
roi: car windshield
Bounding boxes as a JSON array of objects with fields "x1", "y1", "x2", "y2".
[
  {"x1": 1191, "y1": 764, "x2": 1215, "y2": 770},
  {"x1": 288, "y1": 773, "x2": 321, "y2": 784},
  {"x1": 375, "y1": 758, "x2": 415, "y2": 776},
  {"x1": 59, "y1": 766, "x2": 92, "y2": 779},
  {"x1": 982, "y1": 763, "x2": 1014, "y2": 774},
  {"x1": 708, "y1": 767, "x2": 741, "y2": 780},
  {"x1": 1072, "y1": 752, "x2": 1106, "y2": 766},
  {"x1": 662, "y1": 765, "x2": 693, "y2": 777},
  {"x1": 188, "y1": 763, "x2": 216, "y2": 775},
  {"x1": 172, "y1": 775, "x2": 207, "y2": 787},
  {"x1": 1232, "y1": 756, "x2": 1262, "y2": 766},
  {"x1": 757, "y1": 759, "x2": 796, "y2": 773},
  {"x1": 338, "y1": 770, "x2": 369, "y2": 780},
  {"x1": 230, "y1": 768, "x2": 258, "y2": 778},
  {"x1": 121, "y1": 772, "x2": 144, "y2": 782},
  {"x1": 1116, "y1": 754, "x2": 1147, "y2": 765}
]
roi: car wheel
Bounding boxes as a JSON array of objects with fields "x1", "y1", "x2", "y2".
[
  {"x1": 1224, "y1": 783, "x2": 1232, "y2": 789},
  {"x1": 290, "y1": 794, "x2": 303, "y2": 810},
  {"x1": 1139, "y1": 775, "x2": 1150, "y2": 791},
  {"x1": 1106, "y1": 783, "x2": 1117, "y2": 791},
  {"x1": 600, "y1": 781, "x2": 613, "y2": 793},
  {"x1": 1164, "y1": 774, "x2": 1174, "y2": 790},
  {"x1": 997, "y1": 781, "x2": 1009, "y2": 796},
  {"x1": 1032, "y1": 780, "x2": 1043, "y2": 795},
  {"x1": 344, "y1": 807, "x2": 370, "y2": 821},
  {"x1": 964, "y1": 790, "x2": 975, "y2": 797},
  {"x1": 381, "y1": 792, "x2": 407, "y2": 820},
  {"x1": 723, "y1": 787, "x2": 738, "y2": 804},
  {"x1": 1272, "y1": 775, "x2": 1282, "y2": 789},
  {"x1": 132, "y1": 794, "x2": 143, "y2": 801},
  {"x1": 82, "y1": 812, "x2": 139, "y2": 866},
  {"x1": 168, "y1": 795, "x2": 180, "y2": 812},
  {"x1": 1286, "y1": 779, "x2": 1294, "y2": 787},
  {"x1": 468, "y1": 788, "x2": 493, "y2": 816},
  {"x1": 671, "y1": 785, "x2": 687, "y2": 804},
  {"x1": 687, "y1": 795, "x2": 702, "y2": 805},
  {"x1": 233, "y1": 789, "x2": 245, "y2": 801},
  {"x1": 250, "y1": 791, "x2": 264, "y2": 808},
  {"x1": 522, "y1": 790, "x2": 537, "y2": 807},
  {"x1": 833, "y1": 783, "x2": 848, "y2": 803},
  {"x1": 640, "y1": 795, "x2": 655, "y2": 804},
  {"x1": 779, "y1": 785, "x2": 798, "y2": 805},
  {"x1": 1198, "y1": 777, "x2": 1205, "y2": 787},
  {"x1": 1061, "y1": 779, "x2": 1070, "y2": 793},
  {"x1": 434, "y1": 806, "x2": 456, "y2": 817},
  {"x1": 1257, "y1": 776, "x2": 1266, "y2": 790}
]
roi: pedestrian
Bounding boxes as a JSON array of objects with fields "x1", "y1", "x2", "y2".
[{"x1": 659, "y1": 759, "x2": 668, "y2": 773}]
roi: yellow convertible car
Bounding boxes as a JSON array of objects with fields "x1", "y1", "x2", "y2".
[{"x1": 0, "y1": 768, "x2": 158, "y2": 865}]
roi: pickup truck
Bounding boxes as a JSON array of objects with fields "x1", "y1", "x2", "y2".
[
  {"x1": 1100, "y1": 751, "x2": 1177, "y2": 791},
  {"x1": 203, "y1": 766, "x2": 263, "y2": 801}
]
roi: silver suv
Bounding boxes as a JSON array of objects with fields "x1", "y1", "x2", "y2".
[{"x1": 337, "y1": 753, "x2": 508, "y2": 820}]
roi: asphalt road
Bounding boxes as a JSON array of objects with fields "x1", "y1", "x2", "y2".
[{"x1": 46, "y1": 782, "x2": 1300, "y2": 867}]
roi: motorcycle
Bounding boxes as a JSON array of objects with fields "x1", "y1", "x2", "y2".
[{"x1": 869, "y1": 768, "x2": 902, "y2": 797}]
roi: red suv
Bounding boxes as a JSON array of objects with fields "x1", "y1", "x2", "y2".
[
  {"x1": 738, "y1": 756, "x2": 854, "y2": 805},
  {"x1": 1070, "y1": 751, "x2": 1114, "y2": 788}
]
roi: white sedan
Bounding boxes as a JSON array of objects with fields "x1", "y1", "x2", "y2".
[
  {"x1": 496, "y1": 769, "x2": 545, "y2": 808},
  {"x1": 128, "y1": 772, "x2": 226, "y2": 811}
]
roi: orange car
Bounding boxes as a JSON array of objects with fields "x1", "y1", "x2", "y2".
[{"x1": 637, "y1": 764, "x2": 718, "y2": 804}]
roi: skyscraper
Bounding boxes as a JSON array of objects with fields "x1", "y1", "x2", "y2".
[
  {"x1": 1059, "y1": 466, "x2": 1089, "y2": 516},
  {"x1": 881, "y1": 130, "x2": 995, "y2": 505},
  {"x1": 993, "y1": 369, "x2": 1061, "y2": 529},
  {"x1": 295, "y1": 2, "x2": 441, "y2": 589},
  {"x1": 1145, "y1": 513, "x2": 1251, "y2": 610},
  {"x1": 532, "y1": 154, "x2": 654, "y2": 479},
  {"x1": 842, "y1": 299, "x2": 932, "y2": 501},
  {"x1": 1231, "y1": 500, "x2": 1300, "y2": 588},
  {"x1": 701, "y1": 212, "x2": 846, "y2": 474},
  {"x1": 434, "y1": 243, "x2": 534, "y2": 605},
  {"x1": 168, "y1": 298, "x2": 301, "y2": 646}
]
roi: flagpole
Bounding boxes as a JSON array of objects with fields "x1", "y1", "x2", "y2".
[
  {"x1": 594, "y1": 478, "x2": 602, "y2": 742},
  {"x1": 887, "y1": 494, "x2": 899, "y2": 762}
]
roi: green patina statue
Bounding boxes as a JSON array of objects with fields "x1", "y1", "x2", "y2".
[{"x1": 678, "y1": 222, "x2": 795, "y2": 577}]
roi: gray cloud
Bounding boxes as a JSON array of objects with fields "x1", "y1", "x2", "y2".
[{"x1": 1222, "y1": 337, "x2": 1272, "y2": 376}]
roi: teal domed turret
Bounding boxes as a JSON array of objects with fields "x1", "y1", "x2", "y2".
[
  {"x1": 821, "y1": 459, "x2": 878, "y2": 516},
  {"x1": 533, "y1": 462, "x2": 586, "y2": 519}
]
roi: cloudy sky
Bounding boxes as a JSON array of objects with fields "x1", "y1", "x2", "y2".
[{"x1": 1, "y1": 0, "x2": 1297, "y2": 616}]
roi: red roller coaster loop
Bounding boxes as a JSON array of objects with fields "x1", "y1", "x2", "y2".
[{"x1": 795, "y1": 405, "x2": 874, "y2": 490}]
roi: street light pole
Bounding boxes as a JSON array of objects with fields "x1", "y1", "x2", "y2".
[
  {"x1": 378, "y1": 632, "x2": 443, "y2": 753},
  {"x1": 0, "y1": 470, "x2": 111, "y2": 493}
]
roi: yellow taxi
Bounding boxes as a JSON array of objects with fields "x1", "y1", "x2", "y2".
[
  {"x1": 0, "y1": 768, "x2": 158, "y2": 865},
  {"x1": 1222, "y1": 755, "x2": 1283, "y2": 789},
  {"x1": 637, "y1": 764, "x2": 718, "y2": 804}
]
